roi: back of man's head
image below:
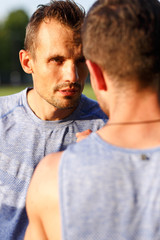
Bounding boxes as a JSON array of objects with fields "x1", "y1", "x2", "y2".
[
  {"x1": 24, "y1": 0, "x2": 85, "y2": 58},
  {"x1": 82, "y1": 0, "x2": 160, "y2": 89}
]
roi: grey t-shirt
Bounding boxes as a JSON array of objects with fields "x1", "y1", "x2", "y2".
[
  {"x1": 0, "y1": 88, "x2": 107, "y2": 239},
  {"x1": 60, "y1": 132, "x2": 160, "y2": 240}
]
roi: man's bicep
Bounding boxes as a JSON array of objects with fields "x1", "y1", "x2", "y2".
[
  {"x1": 24, "y1": 224, "x2": 46, "y2": 240},
  {"x1": 25, "y1": 152, "x2": 62, "y2": 240},
  {"x1": 24, "y1": 222, "x2": 47, "y2": 240},
  {"x1": 24, "y1": 161, "x2": 48, "y2": 240}
]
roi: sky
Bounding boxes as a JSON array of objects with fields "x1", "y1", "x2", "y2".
[{"x1": 0, "y1": 0, "x2": 96, "y2": 20}]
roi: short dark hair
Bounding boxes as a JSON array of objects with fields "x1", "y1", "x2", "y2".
[
  {"x1": 24, "y1": 0, "x2": 85, "y2": 57},
  {"x1": 82, "y1": 0, "x2": 160, "y2": 89}
]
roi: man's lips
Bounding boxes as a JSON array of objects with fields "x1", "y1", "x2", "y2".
[
  {"x1": 58, "y1": 88, "x2": 79, "y2": 96},
  {"x1": 55, "y1": 82, "x2": 81, "y2": 96}
]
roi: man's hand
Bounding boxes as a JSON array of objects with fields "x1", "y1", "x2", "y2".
[{"x1": 76, "y1": 129, "x2": 92, "y2": 142}]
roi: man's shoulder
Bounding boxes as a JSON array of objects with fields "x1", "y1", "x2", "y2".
[
  {"x1": 79, "y1": 94, "x2": 107, "y2": 120},
  {"x1": 80, "y1": 94, "x2": 100, "y2": 110},
  {"x1": 71, "y1": 94, "x2": 108, "y2": 131},
  {"x1": 0, "y1": 89, "x2": 25, "y2": 118}
]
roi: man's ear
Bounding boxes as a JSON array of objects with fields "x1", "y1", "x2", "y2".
[
  {"x1": 86, "y1": 60, "x2": 107, "y2": 91},
  {"x1": 19, "y1": 50, "x2": 33, "y2": 74}
]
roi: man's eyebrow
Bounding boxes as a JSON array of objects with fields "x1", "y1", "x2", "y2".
[
  {"x1": 50, "y1": 54, "x2": 64, "y2": 58},
  {"x1": 48, "y1": 54, "x2": 65, "y2": 60},
  {"x1": 48, "y1": 53, "x2": 85, "y2": 62}
]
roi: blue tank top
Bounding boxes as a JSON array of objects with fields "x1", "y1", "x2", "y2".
[
  {"x1": 59, "y1": 132, "x2": 160, "y2": 240},
  {"x1": 0, "y1": 88, "x2": 107, "y2": 239}
]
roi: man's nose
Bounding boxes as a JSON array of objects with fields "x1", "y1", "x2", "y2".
[{"x1": 64, "y1": 62, "x2": 79, "y2": 83}]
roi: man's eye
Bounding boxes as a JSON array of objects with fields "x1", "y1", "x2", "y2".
[{"x1": 51, "y1": 57, "x2": 64, "y2": 64}]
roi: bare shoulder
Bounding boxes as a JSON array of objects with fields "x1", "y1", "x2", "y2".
[
  {"x1": 39, "y1": 151, "x2": 63, "y2": 178},
  {"x1": 28, "y1": 151, "x2": 63, "y2": 199},
  {"x1": 25, "y1": 152, "x2": 63, "y2": 240}
]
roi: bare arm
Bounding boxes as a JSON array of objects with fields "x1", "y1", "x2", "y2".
[{"x1": 24, "y1": 152, "x2": 63, "y2": 240}]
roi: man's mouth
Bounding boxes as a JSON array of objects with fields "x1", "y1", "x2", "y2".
[
  {"x1": 58, "y1": 88, "x2": 79, "y2": 96},
  {"x1": 56, "y1": 83, "x2": 81, "y2": 97}
]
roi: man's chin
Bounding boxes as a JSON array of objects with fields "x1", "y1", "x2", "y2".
[
  {"x1": 53, "y1": 99, "x2": 80, "y2": 110},
  {"x1": 48, "y1": 94, "x2": 81, "y2": 109}
]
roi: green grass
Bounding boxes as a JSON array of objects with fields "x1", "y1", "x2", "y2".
[
  {"x1": 0, "y1": 85, "x2": 28, "y2": 96},
  {"x1": 0, "y1": 84, "x2": 96, "y2": 100},
  {"x1": 83, "y1": 84, "x2": 96, "y2": 100}
]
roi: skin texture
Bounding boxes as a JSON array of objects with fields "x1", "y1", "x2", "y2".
[{"x1": 19, "y1": 19, "x2": 88, "y2": 121}]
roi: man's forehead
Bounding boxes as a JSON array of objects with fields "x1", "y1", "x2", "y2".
[
  {"x1": 40, "y1": 18, "x2": 81, "y2": 36},
  {"x1": 46, "y1": 42, "x2": 83, "y2": 60},
  {"x1": 37, "y1": 19, "x2": 82, "y2": 44}
]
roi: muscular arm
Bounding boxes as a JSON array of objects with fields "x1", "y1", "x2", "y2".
[{"x1": 24, "y1": 152, "x2": 63, "y2": 240}]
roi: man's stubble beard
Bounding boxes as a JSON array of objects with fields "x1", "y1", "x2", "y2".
[
  {"x1": 47, "y1": 94, "x2": 81, "y2": 110},
  {"x1": 49, "y1": 82, "x2": 82, "y2": 109}
]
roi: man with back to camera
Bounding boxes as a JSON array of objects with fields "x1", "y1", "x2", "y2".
[
  {"x1": 25, "y1": 0, "x2": 160, "y2": 239},
  {"x1": 0, "y1": 0, "x2": 107, "y2": 239}
]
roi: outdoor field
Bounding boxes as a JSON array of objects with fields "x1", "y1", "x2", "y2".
[{"x1": 0, "y1": 83, "x2": 96, "y2": 100}]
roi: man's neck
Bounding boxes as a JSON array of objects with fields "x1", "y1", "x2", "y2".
[{"x1": 98, "y1": 89, "x2": 160, "y2": 149}]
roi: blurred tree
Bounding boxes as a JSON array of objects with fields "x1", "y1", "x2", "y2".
[
  {"x1": 0, "y1": 9, "x2": 29, "y2": 84},
  {"x1": 0, "y1": 23, "x2": 10, "y2": 70},
  {"x1": 4, "y1": 9, "x2": 29, "y2": 72}
]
